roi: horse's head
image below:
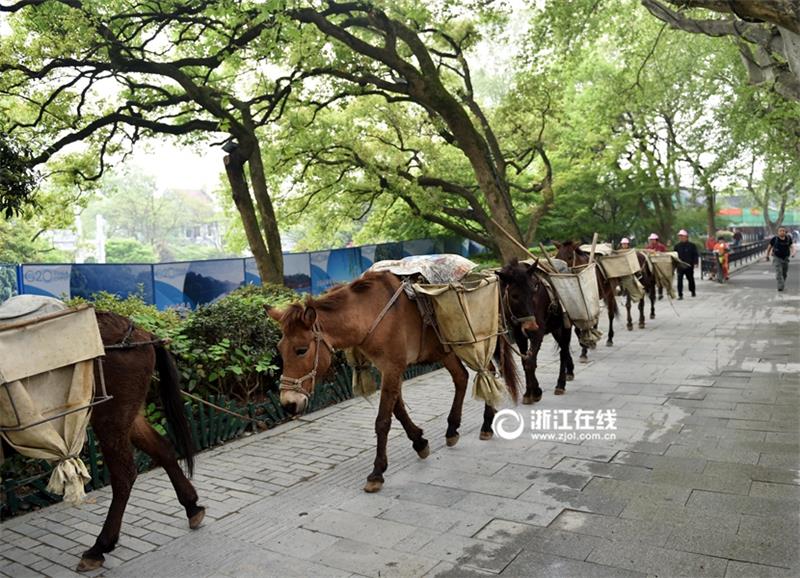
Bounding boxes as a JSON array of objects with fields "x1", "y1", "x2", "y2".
[
  {"x1": 266, "y1": 303, "x2": 334, "y2": 415},
  {"x1": 553, "y1": 240, "x2": 578, "y2": 263},
  {"x1": 496, "y1": 258, "x2": 540, "y2": 334}
]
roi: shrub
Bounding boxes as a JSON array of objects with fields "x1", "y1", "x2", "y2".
[
  {"x1": 67, "y1": 290, "x2": 181, "y2": 337},
  {"x1": 172, "y1": 283, "x2": 300, "y2": 402}
]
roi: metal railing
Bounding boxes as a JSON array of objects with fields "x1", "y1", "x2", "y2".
[{"x1": 699, "y1": 240, "x2": 769, "y2": 279}]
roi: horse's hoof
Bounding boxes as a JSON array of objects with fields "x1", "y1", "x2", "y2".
[
  {"x1": 479, "y1": 431, "x2": 493, "y2": 441},
  {"x1": 639, "y1": 323, "x2": 646, "y2": 329},
  {"x1": 446, "y1": 434, "x2": 460, "y2": 447},
  {"x1": 606, "y1": 341, "x2": 613, "y2": 347},
  {"x1": 523, "y1": 394, "x2": 542, "y2": 404},
  {"x1": 189, "y1": 507, "x2": 206, "y2": 529},
  {"x1": 650, "y1": 314, "x2": 655, "y2": 319},
  {"x1": 566, "y1": 373, "x2": 575, "y2": 381},
  {"x1": 364, "y1": 479, "x2": 384, "y2": 493},
  {"x1": 417, "y1": 444, "x2": 430, "y2": 459},
  {"x1": 77, "y1": 557, "x2": 104, "y2": 573},
  {"x1": 554, "y1": 388, "x2": 566, "y2": 396},
  {"x1": 579, "y1": 357, "x2": 588, "y2": 364},
  {"x1": 626, "y1": 325, "x2": 633, "y2": 331}
]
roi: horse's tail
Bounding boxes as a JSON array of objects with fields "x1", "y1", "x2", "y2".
[
  {"x1": 498, "y1": 336, "x2": 520, "y2": 404},
  {"x1": 155, "y1": 344, "x2": 195, "y2": 477}
]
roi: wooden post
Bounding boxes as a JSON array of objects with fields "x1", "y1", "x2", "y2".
[{"x1": 588, "y1": 232, "x2": 599, "y2": 265}]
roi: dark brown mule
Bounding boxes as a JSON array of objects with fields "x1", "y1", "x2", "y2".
[
  {"x1": 267, "y1": 271, "x2": 519, "y2": 493},
  {"x1": 77, "y1": 312, "x2": 204, "y2": 572},
  {"x1": 494, "y1": 259, "x2": 575, "y2": 416},
  {"x1": 624, "y1": 252, "x2": 657, "y2": 330},
  {"x1": 553, "y1": 241, "x2": 619, "y2": 361}
]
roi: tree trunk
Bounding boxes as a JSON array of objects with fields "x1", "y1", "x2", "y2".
[
  {"x1": 705, "y1": 185, "x2": 717, "y2": 238},
  {"x1": 223, "y1": 151, "x2": 279, "y2": 285},
  {"x1": 247, "y1": 141, "x2": 284, "y2": 282}
]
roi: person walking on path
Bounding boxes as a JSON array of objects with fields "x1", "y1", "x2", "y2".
[
  {"x1": 673, "y1": 229, "x2": 698, "y2": 299},
  {"x1": 619, "y1": 237, "x2": 631, "y2": 250},
  {"x1": 766, "y1": 226, "x2": 796, "y2": 292},
  {"x1": 713, "y1": 236, "x2": 730, "y2": 282}
]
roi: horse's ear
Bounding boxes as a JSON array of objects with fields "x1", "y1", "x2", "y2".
[
  {"x1": 265, "y1": 306, "x2": 284, "y2": 323},
  {"x1": 302, "y1": 306, "x2": 317, "y2": 327},
  {"x1": 496, "y1": 270, "x2": 513, "y2": 284},
  {"x1": 553, "y1": 241, "x2": 562, "y2": 249},
  {"x1": 527, "y1": 258, "x2": 539, "y2": 275}
]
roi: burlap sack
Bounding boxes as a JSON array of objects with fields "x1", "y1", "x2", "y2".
[
  {"x1": 412, "y1": 272, "x2": 506, "y2": 407},
  {"x1": 0, "y1": 300, "x2": 104, "y2": 505}
]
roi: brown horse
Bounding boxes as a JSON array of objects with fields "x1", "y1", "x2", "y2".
[
  {"x1": 553, "y1": 241, "x2": 619, "y2": 360},
  {"x1": 76, "y1": 311, "x2": 204, "y2": 571},
  {"x1": 495, "y1": 259, "x2": 575, "y2": 409},
  {"x1": 624, "y1": 252, "x2": 657, "y2": 330},
  {"x1": 267, "y1": 270, "x2": 519, "y2": 493}
]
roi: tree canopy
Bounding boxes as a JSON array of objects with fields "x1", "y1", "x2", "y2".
[{"x1": 1, "y1": 0, "x2": 797, "y2": 269}]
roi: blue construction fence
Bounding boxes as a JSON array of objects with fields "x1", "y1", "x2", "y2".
[{"x1": 0, "y1": 237, "x2": 486, "y2": 310}]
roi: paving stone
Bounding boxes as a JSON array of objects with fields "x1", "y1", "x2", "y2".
[
  {"x1": 666, "y1": 526, "x2": 798, "y2": 568},
  {"x1": 725, "y1": 561, "x2": 798, "y2": 577},
  {"x1": 548, "y1": 509, "x2": 673, "y2": 546},
  {"x1": 553, "y1": 456, "x2": 652, "y2": 482},
  {"x1": 301, "y1": 509, "x2": 418, "y2": 548},
  {"x1": 619, "y1": 498, "x2": 741, "y2": 533},
  {"x1": 379, "y1": 500, "x2": 491, "y2": 537},
  {"x1": 587, "y1": 540, "x2": 728, "y2": 577},
  {"x1": 749, "y1": 481, "x2": 800, "y2": 499},
  {"x1": 687, "y1": 489, "x2": 795, "y2": 518},
  {"x1": 310, "y1": 538, "x2": 440, "y2": 577},
  {"x1": 414, "y1": 532, "x2": 523, "y2": 573},
  {"x1": 501, "y1": 550, "x2": 646, "y2": 578}
]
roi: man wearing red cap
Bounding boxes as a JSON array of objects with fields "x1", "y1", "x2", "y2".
[{"x1": 673, "y1": 229, "x2": 698, "y2": 299}]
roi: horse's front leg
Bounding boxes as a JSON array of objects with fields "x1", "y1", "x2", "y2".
[
  {"x1": 481, "y1": 403, "x2": 496, "y2": 440},
  {"x1": 606, "y1": 302, "x2": 615, "y2": 346},
  {"x1": 392, "y1": 392, "x2": 429, "y2": 458},
  {"x1": 625, "y1": 293, "x2": 634, "y2": 331},
  {"x1": 649, "y1": 285, "x2": 656, "y2": 319},
  {"x1": 364, "y1": 370, "x2": 402, "y2": 493},
  {"x1": 442, "y1": 353, "x2": 468, "y2": 447}
]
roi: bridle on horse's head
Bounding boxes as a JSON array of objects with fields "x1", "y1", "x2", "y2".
[
  {"x1": 501, "y1": 272, "x2": 538, "y2": 328},
  {"x1": 278, "y1": 318, "x2": 335, "y2": 400}
]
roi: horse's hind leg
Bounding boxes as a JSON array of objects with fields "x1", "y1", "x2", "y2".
[
  {"x1": 442, "y1": 353, "x2": 468, "y2": 447},
  {"x1": 559, "y1": 327, "x2": 575, "y2": 385},
  {"x1": 638, "y1": 297, "x2": 646, "y2": 328},
  {"x1": 130, "y1": 415, "x2": 205, "y2": 529},
  {"x1": 522, "y1": 333, "x2": 544, "y2": 404},
  {"x1": 392, "y1": 393, "x2": 429, "y2": 458},
  {"x1": 78, "y1": 430, "x2": 136, "y2": 572}
]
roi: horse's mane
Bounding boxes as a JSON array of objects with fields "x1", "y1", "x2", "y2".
[{"x1": 306, "y1": 271, "x2": 390, "y2": 312}]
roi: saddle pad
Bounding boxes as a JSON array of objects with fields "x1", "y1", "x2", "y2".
[
  {"x1": 369, "y1": 254, "x2": 477, "y2": 285},
  {"x1": 579, "y1": 243, "x2": 614, "y2": 256},
  {"x1": 0, "y1": 295, "x2": 66, "y2": 321}
]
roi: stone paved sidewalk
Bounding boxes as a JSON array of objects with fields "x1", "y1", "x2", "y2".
[{"x1": 1, "y1": 259, "x2": 798, "y2": 577}]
